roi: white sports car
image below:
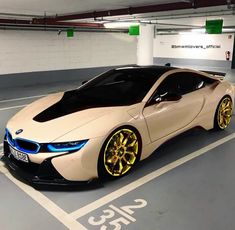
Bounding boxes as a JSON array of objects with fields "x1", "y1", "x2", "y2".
[{"x1": 2, "y1": 66, "x2": 234, "y2": 186}]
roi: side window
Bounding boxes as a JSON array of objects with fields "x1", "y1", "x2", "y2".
[
  {"x1": 156, "y1": 75, "x2": 181, "y2": 96},
  {"x1": 178, "y1": 73, "x2": 205, "y2": 94},
  {"x1": 157, "y1": 72, "x2": 205, "y2": 96}
]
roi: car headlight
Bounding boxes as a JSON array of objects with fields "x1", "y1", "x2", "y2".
[
  {"x1": 47, "y1": 140, "x2": 88, "y2": 152},
  {"x1": 6, "y1": 128, "x2": 15, "y2": 147}
]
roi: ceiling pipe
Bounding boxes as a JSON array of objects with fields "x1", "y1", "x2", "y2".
[
  {"x1": 148, "y1": 22, "x2": 202, "y2": 28},
  {"x1": 0, "y1": 24, "x2": 126, "y2": 33},
  {"x1": 0, "y1": 18, "x2": 31, "y2": 25},
  {"x1": 101, "y1": 18, "x2": 203, "y2": 28},
  {"x1": 0, "y1": 18, "x2": 104, "y2": 28},
  {"x1": 33, "y1": 0, "x2": 233, "y2": 23},
  {"x1": 107, "y1": 8, "x2": 234, "y2": 22},
  {"x1": 0, "y1": 12, "x2": 43, "y2": 18},
  {"x1": 156, "y1": 25, "x2": 235, "y2": 34},
  {"x1": 40, "y1": 21, "x2": 104, "y2": 28},
  {"x1": 158, "y1": 25, "x2": 235, "y2": 30}
]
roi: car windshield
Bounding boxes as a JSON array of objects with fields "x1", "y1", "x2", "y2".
[
  {"x1": 33, "y1": 67, "x2": 173, "y2": 122},
  {"x1": 74, "y1": 67, "x2": 170, "y2": 106}
]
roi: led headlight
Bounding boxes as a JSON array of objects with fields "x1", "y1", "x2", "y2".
[
  {"x1": 6, "y1": 128, "x2": 15, "y2": 147},
  {"x1": 47, "y1": 140, "x2": 88, "y2": 152}
]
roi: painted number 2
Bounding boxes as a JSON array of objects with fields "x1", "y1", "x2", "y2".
[
  {"x1": 88, "y1": 199, "x2": 147, "y2": 230},
  {"x1": 121, "y1": 199, "x2": 147, "y2": 215}
]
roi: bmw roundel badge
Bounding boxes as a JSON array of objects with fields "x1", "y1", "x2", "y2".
[{"x1": 15, "y1": 129, "x2": 23, "y2": 135}]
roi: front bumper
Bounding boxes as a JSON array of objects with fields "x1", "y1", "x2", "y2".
[{"x1": 1, "y1": 140, "x2": 94, "y2": 187}]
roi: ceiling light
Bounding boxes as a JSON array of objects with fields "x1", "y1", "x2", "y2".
[
  {"x1": 191, "y1": 28, "x2": 206, "y2": 33},
  {"x1": 104, "y1": 22, "x2": 140, "y2": 29}
]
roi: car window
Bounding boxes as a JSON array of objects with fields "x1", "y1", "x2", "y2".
[
  {"x1": 79, "y1": 68, "x2": 171, "y2": 105},
  {"x1": 156, "y1": 72, "x2": 205, "y2": 96}
]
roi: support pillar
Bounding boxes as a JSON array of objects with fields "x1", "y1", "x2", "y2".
[{"x1": 137, "y1": 24, "x2": 154, "y2": 66}]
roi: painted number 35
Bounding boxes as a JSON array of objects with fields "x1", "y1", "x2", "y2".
[{"x1": 88, "y1": 199, "x2": 147, "y2": 230}]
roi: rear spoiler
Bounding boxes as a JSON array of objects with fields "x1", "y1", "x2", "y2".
[{"x1": 200, "y1": 70, "x2": 226, "y2": 77}]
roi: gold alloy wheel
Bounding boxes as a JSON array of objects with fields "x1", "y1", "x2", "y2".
[
  {"x1": 104, "y1": 128, "x2": 139, "y2": 177},
  {"x1": 217, "y1": 97, "x2": 233, "y2": 129}
]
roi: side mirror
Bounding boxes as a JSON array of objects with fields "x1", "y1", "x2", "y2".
[
  {"x1": 82, "y1": 80, "x2": 88, "y2": 85},
  {"x1": 155, "y1": 93, "x2": 182, "y2": 103}
]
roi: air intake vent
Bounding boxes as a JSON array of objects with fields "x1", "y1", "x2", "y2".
[
  {"x1": 6, "y1": 129, "x2": 40, "y2": 154},
  {"x1": 15, "y1": 139, "x2": 40, "y2": 154}
]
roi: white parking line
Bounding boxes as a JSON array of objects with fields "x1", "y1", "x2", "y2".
[
  {"x1": 0, "y1": 159, "x2": 88, "y2": 230},
  {"x1": 70, "y1": 132, "x2": 235, "y2": 220},
  {"x1": 0, "y1": 104, "x2": 28, "y2": 111},
  {"x1": 0, "y1": 94, "x2": 46, "y2": 103}
]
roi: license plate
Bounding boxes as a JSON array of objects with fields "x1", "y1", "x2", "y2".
[{"x1": 9, "y1": 146, "x2": 29, "y2": 163}]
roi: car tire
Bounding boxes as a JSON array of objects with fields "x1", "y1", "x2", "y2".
[
  {"x1": 98, "y1": 126, "x2": 141, "y2": 180},
  {"x1": 214, "y1": 96, "x2": 233, "y2": 130}
]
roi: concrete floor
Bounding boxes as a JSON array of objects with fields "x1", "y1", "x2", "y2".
[{"x1": 0, "y1": 70, "x2": 235, "y2": 230}]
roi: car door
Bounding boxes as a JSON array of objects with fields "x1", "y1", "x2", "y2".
[{"x1": 143, "y1": 71, "x2": 206, "y2": 142}]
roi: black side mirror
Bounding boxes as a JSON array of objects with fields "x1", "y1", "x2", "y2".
[
  {"x1": 82, "y1": 80, "x2": 88, "y2": 85},
  {"x1": 155, "y1": 93, "x2": 182, "y2": 103}
]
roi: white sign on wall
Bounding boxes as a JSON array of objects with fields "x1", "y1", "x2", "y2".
[{"x1": 154, "y1": 33, "x2": 234, "y2": 61}]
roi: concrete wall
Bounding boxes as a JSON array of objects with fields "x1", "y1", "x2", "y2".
[
  {"x1": 0, "y1": 66, "x2": 119, "y2": 89},
  {"x1": 154, "y1": 33, "x2": 234, "y2": 71},
  {"x1": 154, "y1": 57, "x2": 231, "y2": 72},
  {"x1": 0, "y1": 30, "x2": 137, "y2": 75}
]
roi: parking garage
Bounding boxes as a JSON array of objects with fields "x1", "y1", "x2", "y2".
[{"x1": 0, "y1": 1, "x2": 235, "y2": 230}]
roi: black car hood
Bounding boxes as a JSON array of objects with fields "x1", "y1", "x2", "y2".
[{"x1": 33, "y1": 89, "x2": 126, "y2": 123}]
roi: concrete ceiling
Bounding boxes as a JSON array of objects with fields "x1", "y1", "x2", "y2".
[
  {"x1": 136, "y1": 8, "x2": 235, "y2": 28},
  {"x1": 77, "y1": 5, "x2": 235, "y2": 29},
  {"x1": 0, "y1": 0, "x2": 234, "y2": 31},
  {"x1": 0, "y1": 0, "x2": 181, "y2": 16}
]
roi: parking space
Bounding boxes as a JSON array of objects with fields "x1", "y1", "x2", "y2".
[
  {"x1": 42, "y1": 123, "x2": 235, "y2": 214},
  {"x1": 78, "y1": 139, "x2": 235, "y2": 230},
  {"x1": 0, "y1": 172, "x2": 67, "y2": 230}
]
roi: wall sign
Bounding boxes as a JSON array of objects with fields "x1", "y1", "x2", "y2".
[
  {"x1": 67, "y1": 28, "x2": 74, "y2": 38},
  {"x1": 129, "y1": 25, "x2": 140, "y2": 36},
  {"x1": 206, "y1": 19, "x2": 223, "y2": 34},
  {"x1": 154, "y1": 34, "x2": 234, "y2": 61}
]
